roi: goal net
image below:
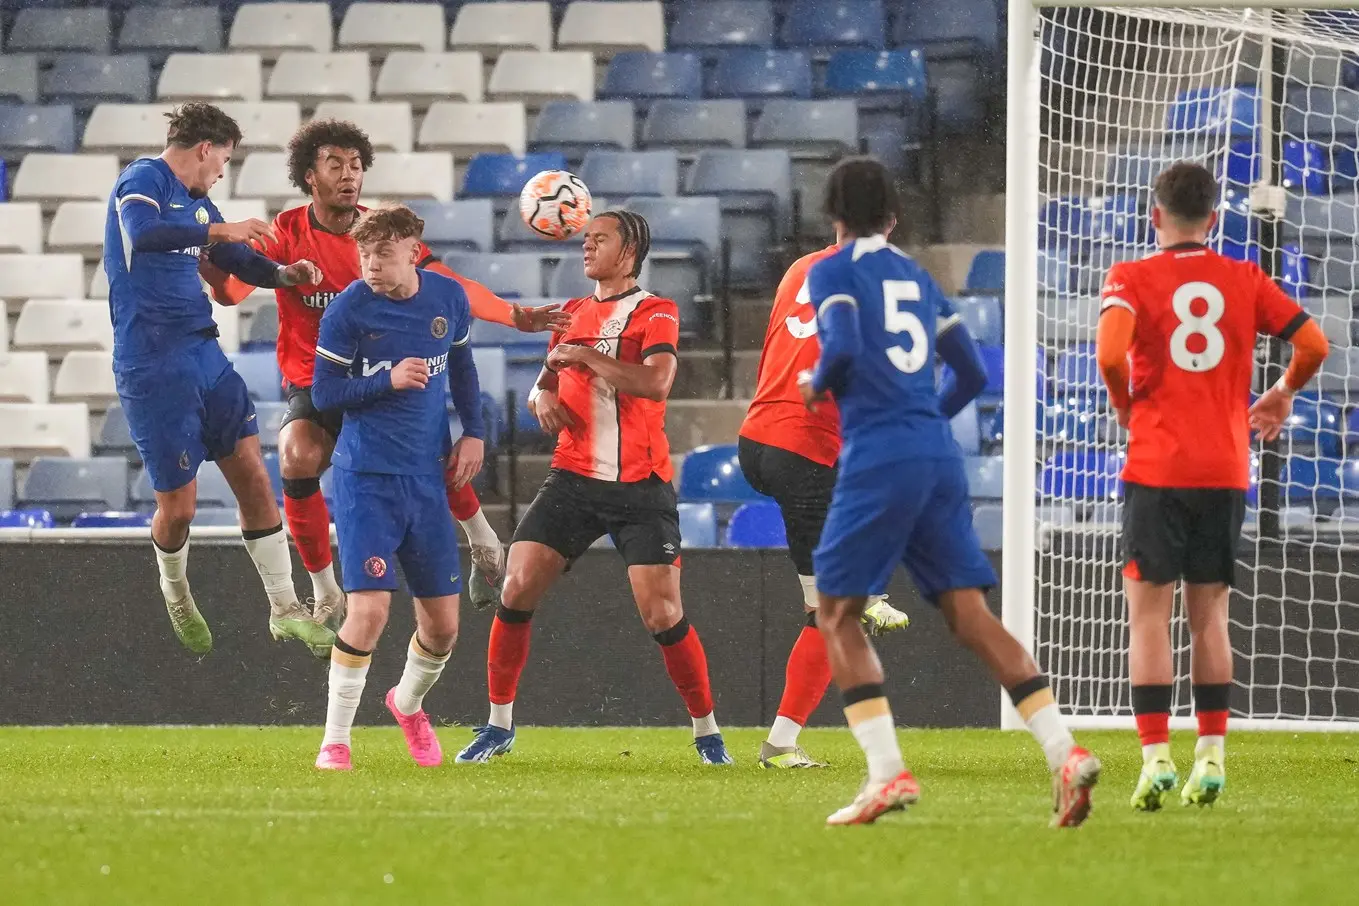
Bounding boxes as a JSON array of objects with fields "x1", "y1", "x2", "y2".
[{"x1": 1007, "y1": 3, "x2": 1359, "y2": 729}]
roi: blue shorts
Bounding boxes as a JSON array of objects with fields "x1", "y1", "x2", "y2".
[
  {"x1": 115, "y1": 337, "x2": 259, "y2": 493},
  {"x1": 813, "y1": 455, "x2": 997, "y2": 602},
  {"x1": 332, "y1": 466, "x2": 461, "y2": 599}
]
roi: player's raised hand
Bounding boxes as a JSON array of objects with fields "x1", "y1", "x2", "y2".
[
  {"x1": 529, "y1": 388, "x2": 574, "y2": 434},
  {"x1": 1248, "y1": 385, "x2": 1295, "y2": 442},
  {"x1": 391, "y1": 357, "x2": 430, "y2": 391},
  {"x1": 447, "y1": 436, "x2": 485, "y2": 489},
  {"x1": 280, "y1": 259, "x2": 322, "y2": 287},
  {"x1": 208, "y1": 219, "x2": 277, "y2": 246},
  {"x1": 513, "y1": 301, "x2": 572, "y2": 334}
]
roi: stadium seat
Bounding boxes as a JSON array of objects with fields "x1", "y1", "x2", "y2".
[
  {"x1": 470, "y1": 317, "x2": 554, "y2": 355},
  {"x1": 462, "y1": 152, "x2": 569, "y2": 198},
  {"x1": 724, "y1": 500, "x2": 786, "y2": 547},
  {"x1": 953, "y1": 295, "x2": 1002, "y2": 346},
  {"x1": 471, "y1": 347, "x2": 509, "y2": 412},
  {"x1": 1301, "y1": 295, "x2": 1354, "y2": 348},
  {"x1": 601, "y1": 52, "x2": 704, "y2": 102},
  {"x1": 8, "y1": 7, "x2": 112, "y2": 56},
  {"x1": 158, "y1": 53, "x2": 264, "y2": 103},
  {"x1": 312, "y1": 101, "x2": 413, "y2": 153},
  {"x1": 0, "y1": 106, "x2": 77, "y2": 156},
  {"x1": 530, "y1": 101, "x2": 636, "y2": 159},
  {"x1": 409, "y1": 199, "x2": 496, "y2": 254},
  {"x1": 497, "y1": 201, "x2": 595, "y2": 252},
  {"x1": 1281, "y1": 397, "x2": 1344, "y2": 459},
  {"x1": 752, "y1": 100, "x2": 858, "y2": 157},
  {"x1": 709, "y1": 50, "x2": 812, "y2": 102},
  {"x1": 339, "y1": 2, "x2": 446, "y2": 57},
  {"x1": 1285, "y1": 457, "x2": 1343, "y2": 504},
  {"x1": 216, "y1": 102, "x2": 303, "y2": 153},
  {"x1": 268, "y1": 52, "x2": 372, "y2": 104},
  {"x1": 21, "y1": 457, "x2": 129, "y2": 520},
  {"x1": 622, "y1": 196, "x2": 721, "y2": 268},
  {"x1": 0, "y1": 254, "x2": 85, "y2": 301},
  {"x1": 641, "y1": 100, "x2": 747, "y2": 151},
  {"x1": 964, "y1": 455, "x2": 1004, "y2": 499},
  {"x1": 1054, "y1": 343, "x2": 1101, "y2": 398},
  {"x1": 0, "y1": 403, "x2": 92, "y2": 459},
  {"x1": 210, "y1": 199, "x2": 268, "y2": 226},
  {"x1": 89, "y1": 262, "x2": 110, "y2": 300},
  {"x1": 442, "y1": 252, "x2": 545, "y2": 298},
  {"x1": 1318, "y1": 347, "x2": 1359, "y2": 393},
  {"x1": 0, "y1": 56, "x2": 40, "y2": 105},
  {"x1": 378, "y1": 52, "x2": 485, "y2": 107},
  {"x1": 118, "y1": 5, "x2": 223, "y2": 61},
  {"x1": 1283, "y1": 86, "x2": 1359, "y2": 140},
  {"x1": 0, "y1": 352, "x2": 51, "y2": 404},
  {"x1": 72, "y1": 511, "x2": 153, "y2": 529},
  {"x1": 191, "y1": 506, "x2": 242, "y2": 527},
  {"x1": 971, "y1": 503, "x2": 1003, "y2": 551},
  {"x1": 41, "y1": 55, "x2": 152, "y2": 108},
  {"x1": 45, "y1": 201, "x2": 106, "y2": 258},
  {"x1": 244, "y1": 301, "x2": 278, "y2": 351},
  {"x1": 685, "y1": 148, "x2": 792, "y2": 286},
  {"x1": 670, "y1": 0, "x2": 774, "y2": 51},
  {"x1": 780, "y1": 0, "x2": 885, "y2": 53},
  {"x1": 1103, "y1": 142, "x2": 1209, "y2": 194},
  {"x1": 1040, "y1": 449, "x2": 1122, "y2": 501},
  {"x1": 580, "y1": 150, "x2": 679, "y2": 198},
  {"x1": 256, "y1": 400, "x2": 288, "y2": 449},
  {"x1": 964, "y1": 249, "x2": 1005, "y2": 294},
  {"x1": 488, "y1": 51, "x2": 596, "y2": 105},
  {"x1": 133, "y1": 461, "x2": 235, "y2": 509},
  {"x1": 1166, "y1": 85, "x2": 1259, "y2": 139},
  {"x1": 12, "y1": 299, "x2": 112, "y2": 354},
  {"x1": 450, "y1": 2, "x2": 554, "y2": 55},
  {"x1": 679, "y1": 443, "x2": 764, "y2": 502},
  {"x1": 228, "y1": 352, "x2": 283, "y2": 401},
  {"x1": 0, "y1": 203, "x2": 44, "y2": 254},
  {"x1": 0, "y1": 510, "x2": 55, "y2": 529},
  {"x1": 229, "y1": 2, "x2": 333, "y2": 59},
  {"x1": 1038, "y1": 248, "x2": 1074, "y2": 295},
  {"x1": 546, "y1": 258, "x2": 600, "y2": 298},
  {"x1": 824, "y1": 49, "x2": 928, "y2": 110},
  {"x1": 235, "y1": 152, "x2": 297, "y2": 205},
  {"x1": 13, "y1": 154, "x2": 119, "y2": 208},
  {"x1": 677, "y1": 502, "x2": 719, "y2": 548},
  {"x1": 419, "y1": 102, "x2": 527, "y2": 156},
  {"x1": 1281, "y1": 140, "x2": 1330, "y2": 194},
  {"x1": 82, "y1": 103, "x2": 175, "y2": 157},
  {"x1": 54, "y1": 351, "x2": 118, "y2": 407},
  {"x1": 0, "y1": 459, "x2": 13, "y2": 510},
  {"x1": 893, "y1": 0, "x2": 1002, "y2": 57},
  {"x1": 951, "y1": 402, "x2": 980, "y2": 456},
  {"x1": 557, "y1": 1, "x2": 666, "y2": 57}
]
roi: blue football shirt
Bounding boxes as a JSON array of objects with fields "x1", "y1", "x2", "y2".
[{"x1": 315, "y1": 271, "x2": 473, "y2": 476}]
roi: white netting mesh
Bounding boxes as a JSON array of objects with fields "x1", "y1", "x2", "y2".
[{"x1": 1031, "y1": 6, "x2": 1359, "y2": 725}]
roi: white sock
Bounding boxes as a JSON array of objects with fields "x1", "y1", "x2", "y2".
[
  {"x1": 392, "y1": 635, "x2": 450, "y2": 716},
  {"x1": 1143, "y1": 741, "x2": 1171, "y2": 763},
  {"x1": 488, "y1": 701, "x2": 514, "y2": 730},
  {"x1": 243, "y1": 525, "x2": 300, "y2": 613},
  {"x1": 322, "y1": 652, "x2": 370, "y2": 748},
  {"x1": 309, "y1": 563, "x2": 343, "y2": 603},
  {"x1": 459, "y1": 508, "x2": 500, "y2": 549},
  {"x1": 850, "y1": 713, "x2": 906, "y2": 783},
  {"x1": 767, "y1": 715, "x2": 803, "y2": 748},
  {"x1": 1196, "y1": 735, "x2": 1225, "y2": 758},
  {"x1": 1024, "y1": 702, "x2": 1076, "y2": 772},
  {"x1": 797, "y1": 574, "x2": 819, "y2": 610},
  {"x1": 692, "y1": 711, "x2": 719, "y2": 739},
  {"x1": 154, "y1": 534, "x2": 190, "y2": 601}
]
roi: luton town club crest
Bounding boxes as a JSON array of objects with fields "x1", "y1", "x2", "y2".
[{"x1": 431, "y1": 316, "x2": 448, "y2": 339}]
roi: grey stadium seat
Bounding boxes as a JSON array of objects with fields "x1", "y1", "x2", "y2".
[
  {"x1": 41, "y1": 55, "x2": 152, "y2": 107},
  {"x1": 641, "y1": 100, "x2": 747, "y2": 152},
  {"x1": 409, "y1": 199, "x2": 497, "y2": 255},
  {"x1": 8, "y1": 8, "x2": 112, "y2": 57},
  {"x1": 229, "y1": 2, "x2": 334, "y2": 59},
  {"x1": 21, "y1": 457, "x2": 130, "y2": 521},
  {"x1": 442, "y1": 252, "x2": 545, "y2": 298},
  {"x1": 119, "y1": 5, "x2": 224, "y2": 62},
  {"x1": 580, "y1": 150, "x2": 679, "y2": 198},
  {"x1": 530, "y1": 101, "x2": 636, "y2": 161},
  {"x1": 752, "y1": 99, "x2": 858, "y2": 158},
  {"x1": 339, "y1": 2, "x2": 447, "y2": 57},
  {"x1": 0, "y1": 56, "x2": 40, "y2": 104},
  {"x1": 377, "y1": 52, "x2": 485, "y2": 107}
]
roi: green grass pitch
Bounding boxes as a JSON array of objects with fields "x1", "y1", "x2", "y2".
[{"x1": 1, "y1": 727, "x2": 1356, "y2": 905}]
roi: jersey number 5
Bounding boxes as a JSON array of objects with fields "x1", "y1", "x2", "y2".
[
  {"x1": 1169, "y1": 281, "x2": 1226, "y2": 372},
  {"x1": 883, "y1": 280, "x2": 928, "y2": 374}
]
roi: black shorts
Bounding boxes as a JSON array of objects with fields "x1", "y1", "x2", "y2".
[
  {"x1": 1121, "y1": 482, "x2": 1246, "y2": 586},
  {"x1": 513, "y1": 468, "x2": 682, "y2": 567},
  {"x1": 737, "y1": 435, "x2": 836, "y2": 576},
  {"x1": 281, "y1": 381, "x2": 343, "y2": 439}
]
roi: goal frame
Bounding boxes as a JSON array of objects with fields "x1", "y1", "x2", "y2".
[{"x1": 1001, "y1": 0, "x2": 1359, "y2": 730}]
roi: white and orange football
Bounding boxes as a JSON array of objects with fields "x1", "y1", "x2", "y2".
[{"x1": 519, "y1": 170, "x2": 593, "y2": 240}]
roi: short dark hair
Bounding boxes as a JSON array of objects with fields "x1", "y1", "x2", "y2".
[
  {"x1": 350, "y1": 204, "x2": 425, "y2": 244},
  {"x1": 597, "y1": 210, "x2": 652, "y2": 278},
  {"x1": 165, "y1": 103, "x2": 242, "y2": 149},
  {"x1": 1154, "y1": 162, "x2": 1218, "y2": 223},
  {"x1": 822, "y1": 156, "x2": 898, "y2": 236},
  {"x1": 286, "y1": 119, "x2": 375, "y2": 194}
]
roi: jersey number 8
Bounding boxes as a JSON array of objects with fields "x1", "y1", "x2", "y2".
[
  {"x1": 883, "y1": 280, "x2": 928, "y2": 374},
  {"x1": 1169, "y1": 281, "x2": 1226, "y2": 372}
]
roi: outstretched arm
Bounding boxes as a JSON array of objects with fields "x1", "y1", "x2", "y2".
[{"x1": 426, "y1": 259, "x2": 571, "y2": 333}]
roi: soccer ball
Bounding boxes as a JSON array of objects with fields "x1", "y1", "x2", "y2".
[{"x1": 519, "y1": 170, "x2": 592, "y2": 240}]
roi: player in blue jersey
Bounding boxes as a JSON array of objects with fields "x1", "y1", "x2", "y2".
[
  {"x1": 105, "y1": 103, "x2": 336, "y2": 658},
  {"x1": 309, "y1": 205, "x2": 484, "y2": 770},
  {"x1": 800, "y1": 158, "x2": 1101, "y2": 827}
]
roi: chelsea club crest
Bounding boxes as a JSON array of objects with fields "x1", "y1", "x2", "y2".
[
  {"x1": 195, "y1": 207, "x2": 209, "y2": 225},
  {"x1": 431, "y1": 316, "x2": 448, "y2": 339}
]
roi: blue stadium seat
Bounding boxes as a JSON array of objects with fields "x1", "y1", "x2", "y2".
[
  {"x1": 971, "y1": 503, "x2": 1003, "y2": 551},
  {"x1": 461, "y1": 152, "x2": 570, "y2": 198},
  {"x1": 600, "y1": 52, "x2": 703, "y2": 102},
  {"x1": 73, "y1": 511, "x2": 153, "y2": 528},
  {"x1": 442, "y1": 252, "x2": 545, "y2": 298},
  {"x1": 953, "y1": 295, "x2": 1001, "y2": 346},
  {"x1": 504, "y1": 358, "x2": 549, "y2": 438},
  {"x1": 118, "y1": 5, "x2": 223, "y2": 62},
  {"x1": 893, "y1": 0, "x2": 1002, "y2": 57},
  {"x1": 964, "y1": 455, "x2": 1003, "y2": 499},
  {"x1": 580, "y1": 150, "x2": 679, "y2": 198},
  {"x1": 951, "y1": 402, "x2": 980, "y2": 455},
  {"x1": 21, "y1": 456, "x2": 130, "y2": 520},
  {"x1": 1054, "y1": 343, "x2": 1101, "y2": 398},
  {"x1": 470, "y1": 318, "x2": 553, "y2": 357},
  {"x1": 1086, "y1": 194, "x2": 1147, "y2": 245},
  {"x1": 132, "y1": 462, "x2": 234, "y2": 510},
  {"x1": 861, "y1": 116, "x2": 915, "y2": 173},
  {"x1": 255, "y1": 400, "x2": 287, "y2": 450},
  {"x1": 1283, "y1": 85, "x2": 1359, "y2": 141},
  {"x1": 780, "y1": 0, "x2": 885, "y2": 53},
  {"x1": 678, "y1": 502, "x2": 719, "y2": 548},
  {"x1": 1038, "y1": 248, "x2": 1074, "y2": 295},
  {"x1": 1223, "y1": 138, "x2": 1261, "y2": 186},
  {"x1": 1166, "y1": 86, "x2": 1259, "y2": 139},
  {"x1": 964, "y1": 249, "x2": 1004, "y2": 294},
  {"x1": 751, "y1": 99, "x2": 858, "y2": 157},
  {"x1": 977, "y1": 344, "x2": 1004, "y2": 400},
  {"x1": 408, "y1": 199, "x2": 496, "y2": 254},
  {"x1": 530, "y1": 101, "x2": 636, "y2": 160},
  {"x1": 685, "y1": 148, "x2": 792, "y2": 286},
  {"x1": 1282, "y1": 397, "x2": 1343, "y2": 458},
  {"x1": 497, "y1": 200, "x2": 598, "y2": 253},
  {"x1": 96, "y1": 405, "x2": 137, "y2": 459},
  {"x1": 0, "y1": 105, "x2": 77, "y2": 155},
  {"x1": 41, "y1": 54, "x2": 152, "y2": 107},
  {"x1": 0, "y1": 509, "x2": 55, "y2": 529},
  {"x1": 671, "y1": 1, "x2": 774, "y2": 51},
  {"x1": 679, "y1": 443, "x2": 764, "y2": 502},
  {"x1": 1041, "y1": 449, "x2": 1122, "y2": 501},
  {"x1": 823, "y1": 49, "x2": 927, "y2": 109},
  {"x1": 725, "y1": 500, "x2": 787, "y2": 548},
  {"x1": 0, "y1": 458, "x2": 13, "y2": 510},
  {"x1": 8, "y1": 7, "x2": 112, "y2": 56},
  {"x1": 1286, "y1": 457, "x2": 1342, "y2": 503},
  {"x1": 641, "y1": 100, "x2": 747, "y2": 151},
  {"x1": 228, "y1": 352, "x2": 283, "y2": 402},
  {"x1": 708, "y1": 50, "x2": 812, "y2": 103},
  {"x1": 1039, "y1": 196, "x2": 1087, "y2": 250},
  {"x1": 1040, "y1": 396, "x2": 1108, "y2": 446},
  {"x1": 243, "y1": 302, "x2": 278, "y2": 351}
]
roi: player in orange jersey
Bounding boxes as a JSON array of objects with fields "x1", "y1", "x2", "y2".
[
  {"x1": 455, "y1": 211, "x2": 731, "y2": 766},
  {"x1": 739, "y1": 239, "x2": 911, "y2": 769},
  {"x1": 203, "y1": 120, "x2": 568, "y2": 626},
  {"x1": 1097, "y1": 162, "x2": 1328, "y2": 811}
]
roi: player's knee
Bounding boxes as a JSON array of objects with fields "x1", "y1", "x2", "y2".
[
  {"x1": 815, "y1": 599, "x2": 853, "y2": 631},
  {"x1": 155, "y1": 487, "x2": 196, "y2": 529},
  {"x1": 419, "y1": 621, "x2": 458, "y2": 654},
  {"x1": 280, "y1": 440, "x2": 327, "y2": 479},
  {"x1": 500, "y1": 571, "x2": 538, "y2": 612},
  {"x1": 343, "y1": 597, "x2": 389, "y2": 638},
  {"x1": 638, "y1": 597, "x2": 683, "y2": 635}
]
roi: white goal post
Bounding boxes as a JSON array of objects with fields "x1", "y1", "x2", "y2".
[{"x1": 1002, "y1": 0, "x2": 1359, "y2": 730}]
